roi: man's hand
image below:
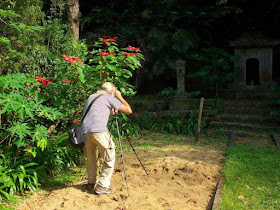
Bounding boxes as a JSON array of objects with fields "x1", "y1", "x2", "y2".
[
  {"x1": 110, "y1": 109, "x2": 118, "y2": 116},
  {"x1": 114, "y1": 90, "x2": 122, "y2": 99},
  {"x1": 114, "y1": 90, "x2": 132, "y2": 115}
]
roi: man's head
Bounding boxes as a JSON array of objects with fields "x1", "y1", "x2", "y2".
[{"x1": 100, "y1": 82, "x2": 116, "y2": 95}]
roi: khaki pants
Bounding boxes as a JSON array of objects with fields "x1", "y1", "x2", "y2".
[{"x1": 84, "y1": 132, "x2": 115, "y2": 188}]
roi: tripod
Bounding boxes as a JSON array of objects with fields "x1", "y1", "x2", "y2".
[{"x1": 111, "y1": 114, "x2": 149, "y2": 196}]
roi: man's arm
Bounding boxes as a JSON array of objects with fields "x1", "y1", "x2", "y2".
[{"x1": 114, "y1": 90, "x2": 132, "y2": 115}]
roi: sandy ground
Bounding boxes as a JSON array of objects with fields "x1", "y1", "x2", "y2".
[{"x1": 17, "y1": 141, "x2": 225, "y2": 210}]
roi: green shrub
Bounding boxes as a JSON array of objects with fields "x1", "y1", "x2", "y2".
[{"x1": 0, "y1": 154, "x2": 39, "y2": 201}]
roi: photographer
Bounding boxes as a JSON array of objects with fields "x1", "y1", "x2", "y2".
[{"x1": 82, "y1": 82, "x2": 132, "y2": 195}]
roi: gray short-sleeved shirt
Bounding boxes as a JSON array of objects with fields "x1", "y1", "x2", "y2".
[{"x1": 81, "y1": 93, "x2": 123, "y2": 134}]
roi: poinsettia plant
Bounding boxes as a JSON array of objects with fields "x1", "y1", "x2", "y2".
[
  {"x1": 39, "y1": 54, "x2": 94, "y2": 125},
  {"x1": 89, "y1": 37, "x2": 145, "y2": 95}
]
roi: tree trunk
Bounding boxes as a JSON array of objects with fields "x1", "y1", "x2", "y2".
[{"x1": 66, "y1": 0, "x2": 80, "y2": 42}]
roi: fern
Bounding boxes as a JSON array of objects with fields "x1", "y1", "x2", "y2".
[{"x1": 0, "y1": 9, "x2": 20, "y2": 18}]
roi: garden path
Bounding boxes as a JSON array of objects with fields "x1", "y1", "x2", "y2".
[{"x1": 17, "y1": 137, "x2": 225, "y2": 210}]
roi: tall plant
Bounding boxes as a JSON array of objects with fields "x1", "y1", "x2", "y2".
[{"x1": 0, "y1": 73, "x2": 61, "y2": 199}]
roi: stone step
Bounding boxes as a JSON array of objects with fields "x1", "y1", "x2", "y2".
[
  {"x1": 206, "y1": 128, "x2": 268, "y2": 138},
  {"x1": 215, "y1": 114, "x2": 276, "y2": 125},
  {"x1": 168, "y1": 98, "x2": 224, "y2": 112},
  {"x1": 224, "y1": 107, "x2": 272, "y2": 116},
  {"x1": 224, "y1": 100, "x2": 277, "y2": 109},
  {"x1": 131, "y1": 110, "x2": 218, "y2": 119},
  {"x1": 129, "y1": 99, "x2": 169, "y2": 112},
  {"x1": 208, "y1": 121, "x2": 280, "y2": 134}
]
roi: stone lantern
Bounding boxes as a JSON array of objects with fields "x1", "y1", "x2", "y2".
[{"x1": 176, "y1": 60, "x2": 186, "y2": 94}]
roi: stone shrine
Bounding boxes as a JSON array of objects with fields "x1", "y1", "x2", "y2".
[{"x1": 229, "y1": 34, "x2": 280, "y2": 90}]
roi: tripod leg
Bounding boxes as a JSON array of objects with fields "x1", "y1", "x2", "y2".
[
  {"x1": 126, "y1": 135, "x2": 149, "y2": 176},
  {"x1": 115, "y1": 116, "x2": 130, "y2": 197}
]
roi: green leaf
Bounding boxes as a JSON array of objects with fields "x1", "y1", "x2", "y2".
[
  {"x1": 12, "y1": 100, "x2": 35, "y2": 120},
  {"x1": 29, "y1": 86, "x2": 37, "y2": 96},
  {"x1": 121, "y1": 113, "x2": 128, "y2": 121},
  {"x1": 35, "y1": 93, "x2": 46, "y2": 104},
  {"x1": 32, "y1": 124, "x2": 48, "y2": 142},
  {"x1": 0, "y1": 189, "x2": 14, "y2": 200},
  {"x1": 24, "y1": 149, "x2": 37, "y2": 158},
  {"x1": 0, "y1": 74, "x2": 26, "y2": 90},
  {"x1": 77, "y1": 68, "x2": 85, "y2": 83},
  {"x1": 107, "y1": 64, "x2": 117, "y2": 71},
  {"x1": 0, "y1": 37, "x2": 11, "y2": 46},
  {"x1": 8, "y1": 122, "x2": 31, "y2": 140},
  {"x1": 37, "y1": 139, "x2": 48, "y2": 151},
  {"x1": 0, "y1": 9, "x2": 20, "y2": 18},
  {"x1": 37, "y1": 105, "x2": 62, "y2": 121},
  {"x1": 128, "y1": 56, "x2": 141, "y2": 67}
]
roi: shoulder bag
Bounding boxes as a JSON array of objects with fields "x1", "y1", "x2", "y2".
[{"x1": 69, "y1": 94, "x2": 103, "y2": 147}]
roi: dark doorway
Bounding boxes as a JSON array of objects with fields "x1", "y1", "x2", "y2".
[{"x1": 246, "y1": 58, "x2": 260, "y2": 85}]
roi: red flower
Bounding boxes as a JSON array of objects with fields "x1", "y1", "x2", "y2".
[
  {"x1": 101, "y1": 37, "x2": 118, "y2": 45},
  {"x1": 72, "y1": 57, "x2": 83, "y2": 65},
  {"x1": 127, "y1": 45, "x2": 141, "y2": 51},
  {"x1": 62, "y1": 78, "x2": 72, "y2": 83},
  {"x1": 100, "y1": 51, "x2": 116, "y2": 57},
  {"x1": 108, "y1": 37, "x2": 118, "y2": 42},
  {"x1": 100, "y1": 51, "x2": 106, "y2": 57},
  {"x1": 60, "y1": 55, "x2": 74, "y2": 64},
  {"x1": 102, "y1": 38, "x2": 108, "y2": 45},
  {"x1": 122, "y1": 52, "x2": 137, "y2": 56},
  {"x1": 73, "y1": 119, "x2": 77, "y2": 124},
  {"x1": 60, "y1": 55, "x2": 83, "y2": 65},
  {"x1": 35, "y1": 76, "x2": 51, "y2": 87}
]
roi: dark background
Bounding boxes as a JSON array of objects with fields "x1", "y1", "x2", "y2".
[{"x1": 77, "y1": 0, "x2": 280, "y2": 93}]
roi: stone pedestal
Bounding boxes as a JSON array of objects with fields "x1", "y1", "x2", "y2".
[{"x1": 176, "y1": 60, "x2": 186, "y2": 94}]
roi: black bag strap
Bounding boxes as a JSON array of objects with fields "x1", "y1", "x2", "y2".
[{"x1": 81, "y1": 94, "x2": 104, "y2": 122}]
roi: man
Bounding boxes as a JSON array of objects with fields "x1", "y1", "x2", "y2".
[{"x1": 82, "y1": 82, "x2": 132, "y2": 195}]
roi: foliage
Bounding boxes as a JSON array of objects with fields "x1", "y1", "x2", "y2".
[
  {"x1": 270, "y1": 87, "x2": 280, "y2": 122},
  {"x1": 0, "y1": 0, "x2": 87, "y2": 77},
  {"x1": 187, "y1": 47, "x2": 236, "y2": 97},
  {"x1": 134, "y1": 111, "x2": 200, "y2": 136},
  {"x1": 158, "y1": 87, "x2": 178, "y2": 96},
  {"x1": 80, "y1": 1, "x2": 238, "y2": 89},
  {"x1": 0, "y1": 73, "x2": 62, "y2": 199},
  {"x1": 109, "y1": 113, "x2": 141, "y2": 142},
  {"x1": 89, "y1": 38, "x2": 145, "y2": 96},
  {"x1": 0, "y1": 1, "x2": 145, "y2": 202},
  {"x1": 0, "y1": 154, "x2": 39, "y2": 201}
]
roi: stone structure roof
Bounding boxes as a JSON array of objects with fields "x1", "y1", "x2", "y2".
[{"x1": 229, "y1": 33, "x2": 280, "y2": 47}]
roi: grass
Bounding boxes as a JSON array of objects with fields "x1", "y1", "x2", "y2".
[
  {"x1": 41, "y1": 167, "x2": 87, "y2": 188},
  {"x1": 221, "y1": 143, "x2": 280, "y2": 210},
  {"x1": 118, "y1": 132, "x2": 227, "y2": 153}
]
